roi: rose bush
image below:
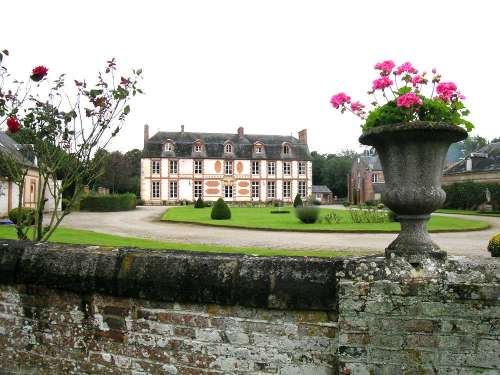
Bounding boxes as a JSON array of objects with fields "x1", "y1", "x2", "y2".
[{"x1": 330, "y1": 60, "x2": 474, "y2": 132}]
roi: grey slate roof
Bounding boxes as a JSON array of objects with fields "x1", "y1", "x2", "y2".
[
  {"x1": 312, "y1": 185, "x2": 332, "y2": 194},
  {"x1": 143, "y1": 131, "x2": 311, "y2": 160},
  {"x1": 444, "y1": 142, "x2": 500, "y2": 175},
  {"x1": 358, "y1": 155, "x2": 382, "y2": 171},
  {"x1": 0, "y1": 132, "x2": 36, "y2": 168}
]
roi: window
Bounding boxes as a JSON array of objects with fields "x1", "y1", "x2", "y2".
[
  {"x1": 255, "y1": 144, "x2": 263, "y2": 153},
  {"x1": 164, "y1": 142, "x2": 173, "y2": 152},
  {"x1": 169, "y1": 160, "x2": 178, "y2": 174},
  {"x1": 151, "y1": 181, "x2": 160, "y2": 199},
  {"x1": 267, "y1": 161, "x2": 275, "y2": 176},
  {"x1": 224, "y1": 160, "x2": 233, "y2": 175},
  {"x1": 283, "y1": 144, "x2": 291, "y2": 155},
  {"x1": 151, "y1": 160, "x2": 161, "y2": 175},
  {"x1": 194, "y1": 143, "x2": 202, "y2": 152},
  {"x1": 251, "y1": 181, "x2": 259, "y2": 198},
  {"x1": 194, "y1": 181, "x2": 203, "y2": 198},
  {"x1": 224, "y1": 183, "x2": 233, "y2": 198},
  {"x1": 252, "y1": 161, "x2": 260, "y2": 175},
  {"x1": 283, "y1": 181, "x2": 291, "y2": 198},
  {"x1": 371, "y1": 173, "x2": 380, "y2": 183},
  {"x1": 298, "y1": 162, "x2": 306, "y2": 176},
  {"x1": 267, "y1": 181, "x2": 275, "y2": 199},
  {"x1": 169, "y1": 181, "x2": 178, "y2": 199},
  {"x1": 298, "y1": 181, "x2": 306, "y2": 198},
  {"x1": 225, "y1": 143, "x2": 233, "y2": 153},
  {"x1": 194, "y1": 160, "x2": 203, "y2": 174},
  {"x1": 283, "y1": 162, "x2": 291, "y2": 175}
]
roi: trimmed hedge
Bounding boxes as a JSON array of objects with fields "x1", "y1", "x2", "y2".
[
  {"x1": 443, "y1": 182, "x2": 500, "y2": 210},
  {"x1": 295, "y1": 206, "x2": 320, "y2": 224},
  {"x1": 8, "y1": 207, "x2": 36, "y2": 225},
  {"x1": 211, "y1": 198, "x2": 231, "y2": 220},
  {"x1": 79, "y1": 193, "x2": 137, "y2": 212},
  {"x1": 488, "y1": 233, "x2": 500, "y2": 257}
]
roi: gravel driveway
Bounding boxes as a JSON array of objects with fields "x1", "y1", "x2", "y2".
[{"x1": 60, "y1": 206, "x2": 498, "y2": 257}]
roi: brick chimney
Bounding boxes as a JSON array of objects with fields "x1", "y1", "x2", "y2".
[
  {"x1": 237, "y1": 126, "x2": 244, "y2": 137},
  {"x1": 298, "y1": 129, "x2": 307, "y2": 144},
  {"x1": 144, "y1": 124, "x2": 149, "y2": 146}
]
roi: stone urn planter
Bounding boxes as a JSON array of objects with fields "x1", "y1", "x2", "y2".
[{"x1": 359, "y1": 121, "x2": 467, "y2": 263}]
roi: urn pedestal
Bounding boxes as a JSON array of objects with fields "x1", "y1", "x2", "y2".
[{"x1": 359, "y1": 122, "x2": 468, "y2": 264}]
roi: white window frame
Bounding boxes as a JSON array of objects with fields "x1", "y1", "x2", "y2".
[
  {"x1": 194, "y1": 180, "x2": 203, "y2": 198},
  {"x1": 251, "y1": 181, "x2": 259, "y2": 198},
  {"x1": 283, "y1": 144, "x2": 291, "y2": 155},
  {"x1": 255, "y1": 144, "x2": 263, "y2": 153},
  {"x1": 151, "y1": 180, "x2": 160, "y2": 199},
  {"x1": 252, "y1": 161, "x2": 260, "y2": 175},
  {"x1": 169, "y1": 160, "x2": 178, "y2": 174},
  {"x1": 267, "y1": 181, "x2": 275, "y2": 199},
  {"x1": 165, "y1": 142, "x2": 173, "y2": 152},
  {"x1": 371, "y1": 173, "x2": 380, "y2": 183},
  {"x1": 224, "y1": 160, "x2": 233, "y2": 175},
  {"x1": 283, "y1": 162, "x2": 291, "y2": 176},
  {"x1": 194, "y1": 160, "x2": 203, "y2": 175},
  {"x1": 268, "y1": 161, "x2": 276, "y2": 176},
  {"x1": 224, "y1": 143, "x2": 233, "y2": 153},
  {"x1": 224, "y1": 183, "x2": 233, "y2": 198},
  {"x1": 298, "y1": 162, "x2": 306, "y2": 176},
  {"x1": 194, "y1": 143, "x2": 202, "y2": 152},
  {"x1": 169, "y1": 180, "x2": 178, "y2": 199},
  {"x1": 151, "y1": 160, "x2": 161, "y2": 175},
  {"x1": 298, "y1": 181, "x2": 306, "y2": 198},
  {"x1": 283, "y1": 181, "x2": 291, "y2": 198}
]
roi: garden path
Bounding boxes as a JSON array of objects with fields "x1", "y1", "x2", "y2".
[{"x1": 61, "y1": 206, "x2": 498, "y2": 257}]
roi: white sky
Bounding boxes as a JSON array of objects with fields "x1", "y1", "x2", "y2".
[{"x1": 3, "y1": 0, "x2": 499, "y2": 154}]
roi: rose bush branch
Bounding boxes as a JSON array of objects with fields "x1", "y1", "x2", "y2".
[{"x1": 0, "y1": 50, "x2": 143, "y2": 241}]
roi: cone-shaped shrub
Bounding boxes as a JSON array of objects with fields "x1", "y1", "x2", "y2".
[
  {"x1": 211, "y1": 198, "x2": 231, "y2": 220},
  {"x1": 293, "y1": 194, "x2": 303, "y2": 208},
  {"x1": 194, "y1": 196, "x2": 204, "y2": 208}
]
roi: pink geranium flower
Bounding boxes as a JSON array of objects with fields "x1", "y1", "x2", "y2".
[
  {"x1": 396, "y1": 93, "x2": 423, "y2": 108},
  {"x1": 330, "y1": 92, "x2": 351, "y2": 109},
  {"x1": 374, "y1": 60, "x2": 395, "y2": 75},
  {"x1": 372, "y1": 76, "x2": 393, "y2": 90},
  {"x1": 412, "y1": 75, "x2": 424, "y2": 87},
  {"x1": 436, "y1": 82, "x2": 458, "y2": 102},
  {"x1": 396, "y1": 62, "x2": 417, "y2": 75},
  {"x1": 350, "y1": 101, "x2": 365, "y2": 112}
]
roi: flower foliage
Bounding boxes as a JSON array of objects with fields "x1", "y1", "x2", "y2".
[{"x1": 330, "y1": 60, "x2": 474, "y2": 132}]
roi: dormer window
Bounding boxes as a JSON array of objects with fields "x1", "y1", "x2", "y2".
[
  {"x1": 193, "y1": 142, "x2": 203, "y2": 153},
  {"x1": 164, "y1": 142, "x2": 173, "y2": 152},
  {"x1": 283, "y1": 144, "x2": 291, "y2": 155},
  {"x1": 224, "y1": 143, "x2": 233, "y2": 153},
  {"x1": 254, "y1": 143, "x2": 264, "y2": 153}
]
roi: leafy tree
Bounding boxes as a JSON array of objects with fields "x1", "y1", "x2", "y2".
[
  {"x1": 311, "y1": 149, "x2": 356, "y2": 198},
  {"x1": 0, "y1": 50, "x2": 142, "y2": 241}
]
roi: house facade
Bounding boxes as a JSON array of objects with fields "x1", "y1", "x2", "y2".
[
  {"x1": 347, "y1": 153, "x2": 385, "y2": 204},
  {"x1": 141, "y1": 126, "x2": 312, "y2": 204},
  {"x1": 442, "y1": 142, "x2": 500, "y2": 185},
  {"x1": 312, "y1": 185, "x2": 332, "y2": 204}
]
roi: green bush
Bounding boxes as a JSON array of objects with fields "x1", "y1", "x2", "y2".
[
  {"x1": 79, "y1": 193, "x2": 137, "y2": 212},
  {"x1": 194, "y1": 196, "x2": 204, "y2": 208},
  {"x1": 487, "y1": 233, "x2": 500, "y2": 257},
  {"x1": 293, "y1": 194, "x2": 303, "y2": 208},
  {"x1": 295, "y1": 206, "x2": 320, "y2": 224},
  {"x1": 342, "y1": 201, "x2": 351, "y2": 207},
  {"x1": 211, "y1": 198, "x2": 231, "y2": 220},
  {"x1": 377, "y1": 203, "x2": 385, "y2": 210},
  {"x1": 136, "y1": 198, "x2": 145, "y2": 206},
  {"x1": 387, "y1": 210, "x2": 398, "y2": 222},
  {"x1": 443, "y1": 182, "x2": 500, "y2": 210},
  {"x1": 8, "y1": 207, "x2": 36, "y2": 225}
]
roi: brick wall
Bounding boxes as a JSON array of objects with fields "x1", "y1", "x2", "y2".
[{"x1": 0, "y1": 241, "x2": 499, "y2": 374}]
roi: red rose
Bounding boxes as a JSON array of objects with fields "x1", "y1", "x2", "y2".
[
  {"x1": 31, "y1": 65, "x2": 49, "y2": 81},
  {"x1": 6, "y1": 117, "x2": 21, "y2": 133}
]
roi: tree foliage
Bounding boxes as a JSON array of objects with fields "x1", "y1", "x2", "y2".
[
  {"x1": 311, "y1": 150, "x2": 356, "y2": 198},
  {"x1": 93, "y1": 149, "x2": 142, "y2": 195}
]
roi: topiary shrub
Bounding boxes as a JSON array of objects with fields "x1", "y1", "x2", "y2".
[
  {"x1": 377, "y1": 203, "x2": 385, "y2": 210},
  {"x1": 295, "y1": 206, "x2": 320, "y2": 224},
  {"x1": 487, "y1": 233, "x2": 500, "y2": 257},
  {"x1": 293, "y1": 194, "x2": 303, "y2": 208},
  {"x1": 211, "y1": 198, "x2": 231, "y2": 220},
  {"x1": 8, "y1": 207, "x2": 36, "y2": 225},
  {"x1": 194, "y1": 196, "x2": 204, "y2": 208},
  {"x1": 79, "y1": 193, "x2": 137, "y2": 212}
]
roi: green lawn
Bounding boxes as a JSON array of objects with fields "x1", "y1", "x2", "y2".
[
  {"x1": 0, "y1": 226, "x2": 372, "y2": 258},
  {"x1": 436, "y1": 209, "x2": 500, "y2": 217},
  {"x1": 163, "y1": 207, "x2": 490, "y2": 233}
]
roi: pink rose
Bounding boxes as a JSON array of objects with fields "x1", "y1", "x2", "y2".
[
  {"x1": 330, "y1": 92, "x2": 351, "y2": 109},
  {"x1": 396, "y1": 62, "x2": 417, "y2": 75},
  {"x1": 372, "y1": 76, "x2": 393, "y2": 90},
  {"x1": 374, "y1": 60, "x2": 395, "y2": 74},
  {"x1": 396, "y1": 93, "x2": 423, "y2": 108},
  {"x1": 436, "y1": 82, "x2": 458, "y2": 101}
]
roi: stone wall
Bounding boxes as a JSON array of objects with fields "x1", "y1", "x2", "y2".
[{"x1": 0, "y1": 241, "x2": 498, "y2": 374}]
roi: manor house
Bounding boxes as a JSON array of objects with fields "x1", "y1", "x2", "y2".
[{"x1": 141, "y1": 125, "x2": 312, "y2": 204}]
